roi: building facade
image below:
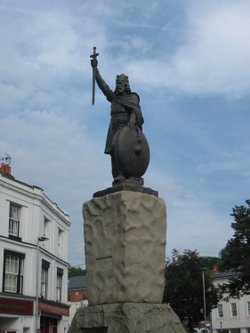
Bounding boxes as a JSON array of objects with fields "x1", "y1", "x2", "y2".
[
  {"x1": 0, "y1": 163, "x2": 70, "y2": 333},
  {"x1": 211, "y1": 272, "x2": 250, "y2": 333}
]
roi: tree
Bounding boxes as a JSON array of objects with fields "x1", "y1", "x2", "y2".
[
  {"x1": 199, "y1": 256, "x2": 221, "y2": 270},
  {"x1": 68, "y1": 266, "x2": 86, "y2": 278},
  {"x1": 163, "y1": 249, "x2": 220, "y2": 331},
  {"x1": 219, "y1": 200, "x2": 250, "y2": 297}
]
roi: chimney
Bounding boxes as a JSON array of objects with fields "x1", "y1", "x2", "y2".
[
  {"x1": 0, "y1": 154, "x2": 11, "y2": 176},
  {"x1": 212, "y1": 264, "x2": 220, "y2": 274}
]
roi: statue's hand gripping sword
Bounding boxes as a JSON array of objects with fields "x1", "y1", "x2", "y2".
[{"x1": 90, "y1": 47, "x2": 99, "y2": 105}]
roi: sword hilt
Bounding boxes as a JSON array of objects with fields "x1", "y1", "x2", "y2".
[{"x1": 90, "y1": 46, "x2": 99, "y2": 64}]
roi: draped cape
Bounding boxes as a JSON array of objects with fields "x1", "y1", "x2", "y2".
[{"x1": 104, "y1": 92, "x2": 144, "y2": 154}]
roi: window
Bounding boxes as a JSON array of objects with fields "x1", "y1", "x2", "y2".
[
  {"x1": 58, "y1": 228, "x2": 64, "y2": 257},
  {"x1": 40, "y1": 317, "x2": 57, "y2": 333},
  {"x1": 3, "y1": 250, "x2": 24, "y2": 294},
  {"x1": 56, "y1": 268, "x2": 63, "y2": 302},
  {"x1": 43, "y1": 217, "x2": 50, "y2": 238},
  {"x1": 9, "y1": 203, "x2": 21, "y2": 238},
  {"x1": 218, "y1": 304, "x2": 223, "y2": 317},
  {"x1": 231, "y1": 302, "x2": 237, "y2": 317},
  {"x1": 247, "y1": 301, "x2": 250, "y2": 316},
  {"x1": 41, "y1": 260, "x2": 50, "y2": 299}
]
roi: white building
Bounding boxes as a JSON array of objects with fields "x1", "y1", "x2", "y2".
[
  {"x1": 211, "y1": 272, "x2": 250, "y2": 333},
  {"x1": 0, "y1": 161, "x2": 70, "y2": 333}
]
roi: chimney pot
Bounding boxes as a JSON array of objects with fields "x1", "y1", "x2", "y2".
[{"x1": 0, "y1": 163, "x2": 11, "y2": 175}]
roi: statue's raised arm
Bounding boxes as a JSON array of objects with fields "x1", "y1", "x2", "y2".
[
  {"x1": 90, "y1": 55, "x2": 113, "y2": 102},
  {"x1": 90, "y1": 47, "x2": 149, "y2": 187}
]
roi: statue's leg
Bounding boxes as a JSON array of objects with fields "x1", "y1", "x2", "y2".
[
  {"x1": 111, "y1": 153, "x2": 126, "y2": 185},
  {"x1": 111, "y1": 154, "x2": 119, "y2": 178}
]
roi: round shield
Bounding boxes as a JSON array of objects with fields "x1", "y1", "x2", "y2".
[{"x1": 114, "y1": 126, "x2": 150, "y2": 178}]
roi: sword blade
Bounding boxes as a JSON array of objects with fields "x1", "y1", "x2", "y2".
[
  {"x1": 92, "y1": 66, "x2": 96, "y2": 105},
  {"x1": 90, "y1": 47, "x2": 98, "y2": 106}
]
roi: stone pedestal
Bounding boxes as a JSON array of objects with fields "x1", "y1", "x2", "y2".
[
  {"x1": 69, "y1": 189, "x2": 187, "y2": 332},
  {"x1": 83, "y1": 191, "x2": 166, "y2": 305},
  {"x1": 69, "y1": 303, "x2": 187, "y2": 333}
]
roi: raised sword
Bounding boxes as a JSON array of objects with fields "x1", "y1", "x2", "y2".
[{"x1": 90, "y1": 46, "x2": 99, "y2": 105}]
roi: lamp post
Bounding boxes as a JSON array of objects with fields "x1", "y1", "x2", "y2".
[
  {"x1": 202, "y1": 269, "x2": 207, "y2": 322},
  {"x1": 201, "y1": 268, "x2": 209, "y2": 327},
  {"x1": 36, "y1": 236, "x2": 48, "y2": 333}
]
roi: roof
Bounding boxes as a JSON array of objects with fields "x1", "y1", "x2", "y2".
[
  {"x1": 0, "y1": 172, "x2": 70, "y2": 221},
  {"x1": 212, "y1": 271, "x2": 238, "y2": 280},
  {"x1": 0, "y1": 171, "x2": 42, "y2": 190},
  {"x1": 68, "y1": 275, "x2": 86, "y2": 289}
]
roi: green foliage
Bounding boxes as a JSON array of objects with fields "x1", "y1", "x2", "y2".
[
  {"x1": 163, "y1": 249, "x2": 221, "y2": 330},
  {"x1": 219, "y1": 201, "x2": 250, "y2": 297},
  {"x1": 199, "y1": 256, "x2": 221, "y2": 270},
  {"x1": 68, "y1": 266, "x2": 86, "y2": 278}
]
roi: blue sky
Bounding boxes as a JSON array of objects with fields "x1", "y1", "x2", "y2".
[{"x1": 1, "y1": 0, "x2": 250, "y2": 267}]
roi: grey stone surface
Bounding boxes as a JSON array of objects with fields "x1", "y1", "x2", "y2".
[
  {"x1": 83, "y1": 191, "x2": 166, "y2": 305},
  {"x1": 68, "y1": 303, "x2": 187, "y2": 333},
  {"x1": 93, "y1": 181, "x2": 158, "y2": 198}
]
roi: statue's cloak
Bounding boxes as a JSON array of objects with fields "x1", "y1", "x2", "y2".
[
  {"x1": 113, "y1": 93, "x2": 144, "y2": 127},
  {"x1": 105, "y1": 92, "x2": 144, "y2": 154}
]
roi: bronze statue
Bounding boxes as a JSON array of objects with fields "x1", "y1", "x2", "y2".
[{"x1": 90, "y1": 47, "x2": 149, "y2": 186}]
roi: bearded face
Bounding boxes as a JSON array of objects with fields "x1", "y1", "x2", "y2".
[
  {"x1": 115, "y1": 74, "x2": 131, "y2": 95},
  {"x1": 116, "y1": 79, "x2": 127, "y2": 94}
]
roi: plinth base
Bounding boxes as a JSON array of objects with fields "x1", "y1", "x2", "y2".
[
  {"x1": 69, "y1": 303, "x2": 187, "y2": 333},
  {"x1": 83, "y1": 191, "x2": 166, "y2": 305}
]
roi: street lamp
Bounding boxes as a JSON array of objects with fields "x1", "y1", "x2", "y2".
[
  {"x1": 201, "y1": 268, "x2": 208, "y2": 325},
  {"x1": 36, "y1": 236, "x2": 49, "y2": 333}
]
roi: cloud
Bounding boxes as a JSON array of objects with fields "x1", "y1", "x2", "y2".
[
  {"x1": 0, "y1": 0, "x2": 249, "y2": 266},
  {"x1": 35, "y1": 14, "x2": 79, "y2": 70},
  {"x1": 167, "y1": 201, "x2": 231, "y2": 257},
  {"x1": 0, "y1": 109, "x2": 111, "y2": 188},
  {"x1": 0, "y1": 109, "x2": 111, "y2": 263},
  {"x1": 125, "y1": 1, "x2": 250, "y2": 98},
  {"x1": 0, "y1": 83, "x2": 31, "y2": 109},
  {"x1": 145, "y1": 167, "x2": 233, "y2": 258}
]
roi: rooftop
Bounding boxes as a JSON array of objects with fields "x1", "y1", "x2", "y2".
[
  {"x1": 212, "y1": 271, "x2": 238, "y2": 280},
  {"x1": 68, "y1": 275, "x2": 86, "y2": 289}
]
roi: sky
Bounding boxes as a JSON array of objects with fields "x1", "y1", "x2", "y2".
[{"x1": 1, "y1": 0, "x2": 250, "y2": 267}]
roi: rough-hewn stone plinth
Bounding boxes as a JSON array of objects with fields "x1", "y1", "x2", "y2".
[
  {"x1": 69, "y1": 303, "x2": 187, "y2": 333},
  {"x1": 83, "y1": 191, "x2": 166, "y2": 305}
]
